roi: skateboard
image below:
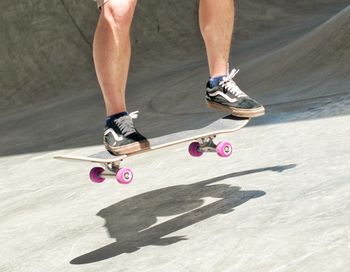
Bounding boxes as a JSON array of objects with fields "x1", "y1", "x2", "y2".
[{"x1": 54, "y1": 115, "x2": 249, "y2": 184}]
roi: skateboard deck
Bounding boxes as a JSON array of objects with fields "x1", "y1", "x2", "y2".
[{"x1": 55, "y1": 115, "x2": 249, "y2": 184}]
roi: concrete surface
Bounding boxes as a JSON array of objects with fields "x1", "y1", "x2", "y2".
[{"x1": 1, "y1": 0, "x2": 350, "y2": 271}]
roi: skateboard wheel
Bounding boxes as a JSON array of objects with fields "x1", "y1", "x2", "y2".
[
  {"x1": 89, "y1": 167, "x2": 105, "y2": 183},
  {"x1": 188, "y1": 142, "x2": 203, "y2": 157},
  {"x1": 216, "y1": 141, "x2": 233, "y2": 157},
  {"x1": 116, "y1": 167, "x2": 133, "y2": 184}
]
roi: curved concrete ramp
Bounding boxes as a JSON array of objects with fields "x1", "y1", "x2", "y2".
[
  {"x1": 1, "y1": 0, "x2": 350, "y2": 156},
  {"x1": 0, "y1": 1, "x2": 96, "y2": 113},
  {"x1": 1, "y1": 1, "x2": 350, "y2": 272},
  {"x1": 1, "y1": 0, "x2": 349, "y2": 115},
  {"x1": 240, "y1": 5, "x2": 350, "y2": 105}
]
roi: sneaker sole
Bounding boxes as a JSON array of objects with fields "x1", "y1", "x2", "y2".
[
  {"x1": 105, "y1": 140, "x2": 150, "y2": 156},
  {"x1": 206, "y1": 101, "x2": 265, "y2": 118}
]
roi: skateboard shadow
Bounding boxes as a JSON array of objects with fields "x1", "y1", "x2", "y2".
[{"x1": 70, "y1": 164, "x2": 296, "y2": 265}]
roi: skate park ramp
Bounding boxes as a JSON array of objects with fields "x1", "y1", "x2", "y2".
[
  {"x1": 1, "y1": 0, "x2": 350, "y2": 156},
  {"x1": 1, "y1": 1, "x2": 350, "y2": 271}
]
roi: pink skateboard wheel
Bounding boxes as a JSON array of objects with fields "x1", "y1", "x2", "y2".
[
  {"x1": 216, "y1": 141, "x2": 233, "y2": 157},
  {"x1": 89, "y1": 167, "x2": 105, "y2": 183},
  {"x1": 116, "y1": 167, "x2": 133, "y2": 184},
  {"x1": 188, "y1": 142, "x2": 203, "y2": 157}
]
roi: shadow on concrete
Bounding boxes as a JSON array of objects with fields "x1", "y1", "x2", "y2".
[{"x1": 70, "y1": 164, "x2": 296, "y2": 264}]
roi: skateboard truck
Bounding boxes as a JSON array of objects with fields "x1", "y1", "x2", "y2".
[
  {"x1": 197, "y1": 136, "x2": 217, "y2": 152},
  {"x1": 188, "y1": 136, "x2": 233, "y2": 158},
  {"x1": 89, "y1": 160, "x2": 134, "y2": 185}
]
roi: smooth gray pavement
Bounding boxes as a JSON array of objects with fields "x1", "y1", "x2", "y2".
[{"x1": 1, "y1": 1, "x2": 350, "y2": 271}]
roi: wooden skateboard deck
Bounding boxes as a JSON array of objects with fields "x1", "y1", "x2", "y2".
[{"x1": 54, "y1": 115, "x2": 249, "y2": 184}]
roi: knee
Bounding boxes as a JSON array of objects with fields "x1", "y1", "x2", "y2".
[{"x1": 101, "y1": 0, "x2": 137, "y2": 30}]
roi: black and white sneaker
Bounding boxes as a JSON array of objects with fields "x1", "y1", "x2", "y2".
[
  {"x1": 206, "y1": 68, "x2": 265, "y2": 118},
  {"x1": 104, "y1": 111, "x2": 149, "y2": 155}
]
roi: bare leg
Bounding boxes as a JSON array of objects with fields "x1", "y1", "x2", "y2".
[
  {"x1": 199, "y1": 0, "x2": 234, "y2": 77},
  {"x1": 93, "y1": 0, "x2": 149, "y2": 155},
  {"x1": 93, "y1": 0, "x2": 137, "y2": 116},
  {"x1": 200, "y1": 0, "x2": 265, "y2": 117}
]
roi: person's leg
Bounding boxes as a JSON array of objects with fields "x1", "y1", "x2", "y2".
[
  {"x1": 93, "y1": 0, "x2": 149, "y2": 155},
  {"x1": 199, "y1": 0, "x2": 265, "y2": 118},
  {"x1": 199, "y1": 0, "x2": 234, "y2": 78},
  {"x1": 93, "y1": 0, "x2": 136, "y2": 116}
]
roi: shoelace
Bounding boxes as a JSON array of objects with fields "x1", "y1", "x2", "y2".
[
  {"x1": 113, "y1": 111, "x2": 139, "y2": 136},
  {"x1": 129, "y1": 111, "x2": 139, "y2": 119},
  {"x1": 219, "y1": 68, "x2": 247, "y2": 98}
]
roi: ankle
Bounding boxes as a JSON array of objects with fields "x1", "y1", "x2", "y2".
[{"x1": 208, "y1": 75, "x2": 225, "y2": 88}]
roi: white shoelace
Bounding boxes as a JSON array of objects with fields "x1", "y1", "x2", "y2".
[
  {"x1": 113, "y1": 111, "x2": 139, "y2": 136},
  {"x1": 219, "y1": 68, "x2": 247, "y2": 98},
  {"x1": 129, "y1": 111, "x2": 139, "y2": 119}
]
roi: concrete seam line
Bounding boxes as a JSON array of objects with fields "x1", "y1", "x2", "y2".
[{"x1": 59, "y1": 0, "x2": 93, "y2": 49}]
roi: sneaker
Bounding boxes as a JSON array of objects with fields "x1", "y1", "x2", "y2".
[
  {"x1": 103, "y1": 111, "x2": 149, "y2": 155},
  {"x1": 206, "y1": 68, "x2": 265, "y2": 118}
]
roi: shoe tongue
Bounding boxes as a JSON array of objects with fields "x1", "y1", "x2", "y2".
[
  {"x1": 116, "y1": 115, "x2": 137, "y2": 136},
  {"x1": 106, "y1": 111, "x2": 128, "y2": 126}
]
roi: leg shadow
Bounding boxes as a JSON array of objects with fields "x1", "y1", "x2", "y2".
[{"x1": 71, "y1": 164, "x2": 296, "y2": 264}]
